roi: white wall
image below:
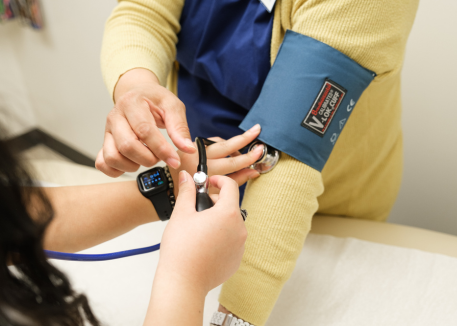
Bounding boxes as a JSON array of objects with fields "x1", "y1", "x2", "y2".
[
  {"x1": 4, "y1": 0, "x2": 118, "y2": 157},
  {"x1": 0, "y1": 0, "x2": 456, "y2": 235},
  {"x1": 0, "y1": 23, "x2": 36, "y2": 137},
  {"x1": 388, "y1": 0, "x2": 457, "y2": 235}
]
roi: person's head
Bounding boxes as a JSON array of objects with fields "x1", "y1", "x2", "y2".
[{"x1": 0, "y1": 127, "x2": 99, "y2": 326}]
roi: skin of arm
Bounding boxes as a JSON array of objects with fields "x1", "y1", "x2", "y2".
[
  {"x1": 42, "y1": 181, "x2": 157, "y2": 253},
  {"x1": 98, "y1": 0, "x2": 189, "y2": 177},
  {"x1": 42, "y1": 178, "x2": 217, "y2": 324},
  {"x1": 146, "y1": 267, "x2": 207, "y2": 326},
  {"x1": 43, "y1": 126, "x2": 262, "y2": 253},
  {"x1": 143, "y1": 172, "x2": 247, "y2": 326},
  {"x1": 96, "y1": 68, "x2": 194, "y2": 177},
  {"x1": 41, "y1": 170, "x2": 246, "y2": 326}
]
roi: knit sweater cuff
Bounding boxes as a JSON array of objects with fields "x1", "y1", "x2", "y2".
[{"x1": 219, "y1": 153, "x2": 324, "y2": 325}]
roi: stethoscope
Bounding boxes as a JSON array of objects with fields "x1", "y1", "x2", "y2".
[
  {"x1": 198, "y1": 137, "x2": 281, "y2": 175},
  {"x1": 44, "y1": 138, "x2": 279, "y2": 261}
]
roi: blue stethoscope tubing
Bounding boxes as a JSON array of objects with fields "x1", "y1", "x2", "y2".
[
  {"x1": 44, "y1": 243, "x2": 161, "y2": 261},
  {"x1": 44, "y1": 137, "x2": 225, "y2": 262}
]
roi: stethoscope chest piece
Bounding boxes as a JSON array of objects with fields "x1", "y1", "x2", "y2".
[
  {"x1": 193, "y1": 171, "x2": 209, "y2": 193},
  {"x1": 248, "y1": 141, "x2": 281, "y2": 174}
]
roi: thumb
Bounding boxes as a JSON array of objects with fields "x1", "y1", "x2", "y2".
[
  {"x1": 173, "y1": 170, "x2": 196, "y2": 214},
  {"x1": 164, "y1": 108, "x2": 196, "y2": 154}
]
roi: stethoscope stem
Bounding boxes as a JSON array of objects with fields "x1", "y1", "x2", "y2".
[{"x1": 194, "y1": 137, "x2": 214, "y2": 212}]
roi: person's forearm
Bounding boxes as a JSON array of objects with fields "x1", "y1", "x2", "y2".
[
  {"x1": 42, "y1": 181, "x2": 159, "y2": 253},
  {"x1": 143, "y1": 264, "x2": 207, "y2": 326}
]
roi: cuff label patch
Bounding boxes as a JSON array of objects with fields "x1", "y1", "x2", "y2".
[{"x1": 301, "y1": 79, "x2": 346, "y2": 137}]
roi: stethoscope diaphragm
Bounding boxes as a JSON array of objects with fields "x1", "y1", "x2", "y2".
[{"x1": 248, "y1": 140, "x2": 281, "y2": 174}]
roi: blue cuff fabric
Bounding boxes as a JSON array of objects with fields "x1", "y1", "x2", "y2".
[{"x1": 239, "y1": 30, "x2": 375, "y2": 172}]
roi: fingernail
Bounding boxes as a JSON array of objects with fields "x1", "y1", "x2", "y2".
[
  {"x1": 167, "y1": 157, "x2": 181, "y2": 169},
  {"x1": 185, "y1": 138, "x2": 197, "y2": 150},
  {"x1": 249, "y1": 124, "x2": 261, "y2": 133},
  {"x1": 179, "y1": 170, "x2": 187, "y2": 185}
]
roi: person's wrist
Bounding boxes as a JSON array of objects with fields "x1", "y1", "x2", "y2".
[
  {"x1": 155, "y1": 262, "x2": 208, "y2": 300},
  {"x1": 218, "y1": 304, "x2": 236, "y2": 317},
  {"x1": 168, "y1": 165, "x2": 180, "y2": 198},
  {"x1": 128, "y1": 180, "x2": 161, "y2": 224},
  {"x1": 146, "y1": 261, "x2": 207, "y2": 325},
  {"x1": 114, "y1": 68, "x2": 160, "y2": 103}
]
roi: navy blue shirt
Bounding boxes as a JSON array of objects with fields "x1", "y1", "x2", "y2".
[{"x1": 176, "y1": 0, "x2": 274, "y2": 141}]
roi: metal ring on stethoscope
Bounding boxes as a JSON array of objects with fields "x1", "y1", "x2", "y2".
[{"x1": 248, "y1": 140, "x2": 281, "y2": 174}]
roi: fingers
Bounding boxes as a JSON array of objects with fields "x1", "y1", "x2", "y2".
[
  {"x1": 209, "y1": 169, "x2": 259, "y2": 195},
  {"x1": 207, "y1": 137, "x2": 241, "y2": 157},
  {"x1": 173, "y1": 171, "x2": 196, "y2": 214},
  {"x1": 158, "y1": 98, "x2": 196, "y2": 155},
  {"x1": 101, "y1": 132, "x2": 140, "y2": 173},
  {"x1": 206, "y1": 124, "x2": 261, "y2": 159},
  {"x1": 209, "y1": 175, "x2": 240, "y2": 209},
  {"x1": 121, "y1": 98, "x2": 181, "y2": 169},
  {"x1": 207, "y1": 136, "x2": 224, "y2": 144},
  {"x1": 107, "y1": 110, "x2": 159, "y2": 168},
  {"x1": 209, "y1": 184, "x2": 221, "y2": 195},
  {"x1": 229, "y1": 151, "x2": 242, "y2": 158},
  {"x1": 227, "y1": 169, "x2": 260, "y2": 187},
  {"x1": 209, "y1": 144, "x2": 264, "y2": 176},
  {"x1": 95, "y1": 148, "x2": 124, "y2": 177},
  {"x1": 209, "y1": 193, "x2": 219, "y2": 203}
]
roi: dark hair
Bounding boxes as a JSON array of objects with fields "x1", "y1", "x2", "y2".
[{"x1": 0, "y1": 128, "x2": 100, "y2": 326}]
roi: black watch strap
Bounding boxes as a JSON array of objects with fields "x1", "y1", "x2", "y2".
[{"x1": 150, "y1": 190, "x2": 173, "y2": 221}]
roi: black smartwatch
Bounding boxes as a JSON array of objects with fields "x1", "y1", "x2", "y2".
[{"x1": 137, "y1": 167, "x2": 174, "y2": 221}]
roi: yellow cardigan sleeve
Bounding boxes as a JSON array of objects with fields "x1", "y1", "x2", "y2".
[
  {"x1": 100, "y1": 0, "x2": 184, "y2": 97},
  {"x1": 219, "y1": 1, "x2": 418, "y2": 325},
  {"x1": 286, "y1": 0, "x2": 419, "y2": 77}
]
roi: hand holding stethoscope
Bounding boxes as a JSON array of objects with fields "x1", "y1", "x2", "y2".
[{"x1": 45, "y1": 126, "x2": 270, "y2": 261}]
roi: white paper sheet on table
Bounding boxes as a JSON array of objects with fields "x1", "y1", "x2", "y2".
[
  {"x1": 265, "y1": 234, "x2": 457, "y2": 326},
  {"x1": 51, "y1": 228, "x2": 457, "y2": 326}
]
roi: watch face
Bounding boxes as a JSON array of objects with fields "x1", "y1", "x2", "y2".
[{"x1": 140, "y1": 169, "x2": 166, "y2": 192}]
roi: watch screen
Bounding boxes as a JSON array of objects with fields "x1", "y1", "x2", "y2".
[{"x1": 141, "y1": 170, "x2": 165, "y2": 191}]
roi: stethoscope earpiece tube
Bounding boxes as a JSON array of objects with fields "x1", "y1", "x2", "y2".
[{"x1": 195, "y1": 136, "x2": 208, "y2": 175}]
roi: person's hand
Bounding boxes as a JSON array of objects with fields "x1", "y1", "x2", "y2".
[
  {"x1": 168, "y1": 124, "x2": 264, "y2": 198},
  {"x1": 96, "y1": 68, "x2": 196, "y2": 177},
  {"x1": 157, "y1": 171, "x2": 247, "y2": 294},
  {"x1": 144, "y1": 172, "x2": 245, "y2": 324}
]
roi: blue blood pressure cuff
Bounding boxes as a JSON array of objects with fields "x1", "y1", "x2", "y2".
[{"x1": 239, "y1": 30, "x2": 376, "y2": 172}]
